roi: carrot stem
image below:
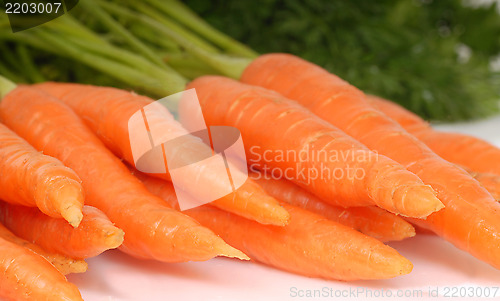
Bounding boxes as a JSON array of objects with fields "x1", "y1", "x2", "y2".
[
  {"x1": 55, "y1": 31, "x2": 179, "y2": 84},
  {"x1": 0, "y1": 60, "x2": 26, "y2": 83},
  {"x1": 124, "y1": 0, "x2": 219, "y2": 54},
  {"x1": 143, "y1": 0, "x2": 258, "y2": 58},
  {"x1": 0, "y1": 75, "x2": 16, "y2": 98},
  {"x1": 79, "y1": 0, "x2": 168, "y2": 69},
  {"x1": 100, "y1": 1, "x2": 251, "y2": 79},
  {"x1": 35, "y1": 29, "x2": 182, "y2": 96},
  {"x1": 15, "y1": 45, "x2": 45, "y2": 83}
]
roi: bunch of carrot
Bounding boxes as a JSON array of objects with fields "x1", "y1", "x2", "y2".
[{"x1": 1, "y1": 0, "x2": 500, "y2": 298}]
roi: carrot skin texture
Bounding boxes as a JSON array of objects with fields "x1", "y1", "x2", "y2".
[
  {"x1": 468, "y1": 171, "x2": 500, "y2": 200},
  {"x1": 366, "y1": 96, "x2": 500, "y2": 200},
  {"x1": 250, "y1": 172, "x2": 415, "y2": 242},
  {"x1": 0, "y1": 86, "x2": 244, "y2": 262},
  {"x1": 241, "y1": 53, "x2": 500, "y2": 269},
  {"x1": 0, "y1": 236, "x2": 83, "y2": 301},
  {"x1": 367, "y1": 95, "x2": 500, "y2": 175},
  {"x1": 0, "y1": 203, "x2": 123, "y2": 259},
  {"x1": 367, "y1": 95, "x2": 500, "y2": 198},
  {"x1": 134, "y1": 172, "x2": 412, "y2": 280},
  {"x1": 0, "y1": 123, "x2": 84, "y2": 227},
  {"x1": 34, "y1": 82, "x2": 290, "y2": 226},
  {"x1": 186, "y1": 76, "x2": 442, "y2": 218},
  {"x1": 0, "y1": 222, "x2": 87, "y2": 275},
  {"x1": 186, "y1": 203, "x2": 413, "y2": 281}
]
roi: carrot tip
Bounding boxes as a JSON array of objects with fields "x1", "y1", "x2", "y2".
[
  {"x1": 62, "y1": 260, "x2": 89, "y2": 275},
  {"x1": 216, "y1": 243, "x2": 250, "y2": 260},
  {"x1": 405, "y1": 225, "x2": 417, "y2": 239},
  {"x1": 400, "y1": 186, "x2": 444, "y2": 219},
  {"x1": 265, "y1": 205, "x2": 291, "y2": 226},
  {"x1": 70, "y1": 260, "x2": 89, "y2": 274},
  {"x1": 398, "y1": 258, "x2": 414, "y2": 276},
  {"x1": 391, "y1": 222, "x2": 417, "y2": 242},
  {"x1": 104, "y1": 228, "x2": 125, "y2": 249},
  {"x1": 61, "y1": 205, "x2": 84, "y2": 228}
]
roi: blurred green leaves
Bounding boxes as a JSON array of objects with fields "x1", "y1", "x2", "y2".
[{"x1": 186, "y1": 0, "x2": 500, "y2": 121}]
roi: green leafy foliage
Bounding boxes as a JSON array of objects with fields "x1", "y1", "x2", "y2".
[{"x1": 186, "y1": 0, "x2": 500, "y2": 121}]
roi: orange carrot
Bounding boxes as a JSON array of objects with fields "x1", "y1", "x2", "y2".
[
  {"x1": 138, "y1": 167, "x2": 414, "y2": 241},
  {"x1": 467, "y1": 170, "x2": 500, "y2": 200},
  {"x1": 0, "y1": 202, "x2": 123, "y2": 259},
  {"x1": 249, "y1": 171, "x2": 415, "y2": 242},
  {"x1": 0, "y1": 236, "x2": 83, "y2": 301},
  {"x1": 365, "y1": 96, "x2": 500, "y2": 200},
  {"x1": 185, "y1": 76, "x2": 442, "y2": 218},
  {"x1": 241, "y1": 53, "x2": 500, "y2": 269},
  {"x1": 0, "y1": 222, "x2": 87, "y2": 275},
  {"x1": 34, "y1": 82, "x2": 289, "y2": 226},
  {"x1": 131, "y1": 173, "x2": 412, "y2": 280},
  {"x1": 367, "y1": 95, "x2": 500, "y2": 176},
  {"x1": 187, "y1": 203, "x2": 413, "y2": 281},
  {"x1": 0, "y1": 123, "x2": 84, "y2": 227},
  {"x1": 0, "y1": 86, "x2": 247, "y2": 262},
  {"x1": 365, "y1": 95, "x2": 429, "y2": 132}
]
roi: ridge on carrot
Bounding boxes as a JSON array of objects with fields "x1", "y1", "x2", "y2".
[
  {"x1": 34, "y1": 81, "x2": 290, "y2": 226},
  {"x1": 0, "y1": 222, "x2": 87, "y2": 275},
  {"x1": 0, "y1": 121, "x2": 84, "y2": 227},
  {"x1": 367, "y1": 95, "x2": 500, "y2": 176},
  {"x1": 185, "y1": 76, "x2": 443, "y2": 218},
  {"x1": 131, "y1": 170, "x2": 413, "y2": 280},
  {"x1": 0, "y1": 236, "x2": 83, "y2": 301},
  {"x1": 240, "y1": 53, "x2": 500, "y2": 269},
  {"x1": 250, "y1": 170, "x2": 415, "y2": 242},
  {"x1": 0, "y1": 202, "x2": 123, "y2": 259},
  {"x1": 0, "y1": 85, "x2": 247, "y2": 262}
]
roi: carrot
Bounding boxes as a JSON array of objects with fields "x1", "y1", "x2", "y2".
[
  {"x1": 0, "y1": 202, "x2": 123, "y2": 259},
  {"x1": 0, "y1": 222, "x2": 87, "y2": 275},
  {"x1": 365, "y1": 95, "x2": 429, "y2": 132},
  {"x1": 0, "y1": 236, "x2": 83, "y2": 301},
  {"x1": 365, "y1": 96, "x2": 500, "y2": 200},
  {"x1": 249, "y1": 171, "x2": 415, "y2": 242},
  {"x1": 367, "y1": 95, "x2": 500, "y2": 176},
  {"x1": 0, "y1": 86, "x2": 247, "y2": 262},
  {"x1": 34, "y1": 82, "x2": 290, "y2": 226},
  {"x1": 185, "y1": 76, "x2": 442, "y2": 218},
  {"x1": 130, "y1": 172, "x2": 412, "y2": 280},
  {"x1": 241, "y1": 53, "x2": 500, "y2": 269},
  {"x1": 467, "y1": 170, "x2": 500, "y2": 201},
  {"x1": 139, "y1": 166, "x2": 414, "y2": 241},
  {"x1": 187, "y1": 203, "x2": 413, "y2": 281},
  {"x1": 0, "y1": 123, "x2": 84, "y2": 227}
]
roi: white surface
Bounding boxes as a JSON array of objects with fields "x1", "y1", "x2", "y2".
[{"x1": 71, "y1": 116, "x2": 500, "y2": 301}]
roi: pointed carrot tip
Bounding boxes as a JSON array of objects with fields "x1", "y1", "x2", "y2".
[
  {"x1": 397, "y1": 220, "x2": 417, "y2": 240},
  {"x1": 62, "y1": 206, "x2": 84, "y2": 228},
  {"x1": 61, "y1": 260, "x2": 89, "y2": 275},
  {"x1": 401, "y1": 186, "x2": 444, "y2": 219},
  {"x1": 399, "y1": 258, "x2": 414, "y2": 276},
  {"x1": 269, "y1": 205, "x2": 291, "y2": 226},
  {"x1": 215, "y1": 242, "x2": 250, "y2": 260},
  {"x1": 257, "y1": 203, "x2": 291, "y2": 226},
  {"x1": 71, "y1": 260, "x2": 89, "y2": 274},
  {"x1": 407, "y1": 226, "x2": 417, "y2": 238},
  {"x1": 104, "y1": 228, "x2": 125, "y2": 249}
]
